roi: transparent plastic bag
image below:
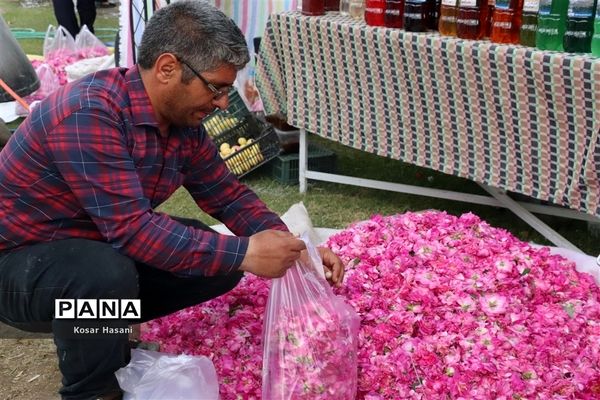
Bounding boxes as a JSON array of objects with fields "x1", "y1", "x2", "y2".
[
  {"x1": 15, "y1": 63, "x2": 60, "y2": 115},
  {"x1": 115, "y1": 349, "x2": 220, "y2": 400},
  {"x1": 74, "y1": 25, "x2": 109, "y2": 58},
  {"x1": 262, "y1": 234, "x2": 360, "y2": 399},
  {"x1": 43, "y1": 25, "x2": 77, "y2": 59},
  {"x1": 234, "y1": 65, "x2": 263, "y2": 112},
  {"x1": 30, "y1": 63, "x2": 60, "y2": 100}
]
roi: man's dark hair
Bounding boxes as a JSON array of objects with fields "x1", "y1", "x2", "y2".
[{"x1": 137, "y1": 0, "x2": 249, "y2": 82}]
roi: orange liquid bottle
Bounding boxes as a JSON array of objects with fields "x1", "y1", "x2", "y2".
[
  {"x1": 439, "y1": 0, "x2": 459, "y2": 35},
  {"x1": 490, "y1": 0, "x2": 523, "y2": 43},
  {"x1": 456, "y1": 0, "x2": 487, "y2": 38}
]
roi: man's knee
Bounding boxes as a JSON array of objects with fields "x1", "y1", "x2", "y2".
[
  {"x1": 225, "y1": 270, "x2": 244, "y2": 291},
  {"x1": 56, "y1": 239, "x2": 139, "y2": 299},
  {"x1": 207, "y1": 270, "x2": 244, "y2": 298}
]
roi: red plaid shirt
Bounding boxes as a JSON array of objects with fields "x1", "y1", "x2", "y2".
[{"x1": 0, "y1": 66, "x2": 286, "y2": 276}]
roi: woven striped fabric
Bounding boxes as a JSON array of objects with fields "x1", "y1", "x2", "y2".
[
  {"x1": 210, "y1": 0, "x2": 299, "y2": 57},
  {"x1": 256, "y1": 11, "x2": 600, "y2": 218}
]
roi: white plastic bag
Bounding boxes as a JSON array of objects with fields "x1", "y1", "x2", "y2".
[
  {"x1": 262, "y1": 234, "x2": 360, "y2": 399},
  {"x1": 115, "y1": 349, "x2": 220, "y2": 400},
  {"x1": 280, "y1": 202, "x2": 322, "y2": 246},
  {"x1": 74, "y1": 25, "x2": 109, "y2": 58},
  {"x1": 65, "y1": 55, "x2": 115, "y2": 82},
  {"x1": 234, "y1": 65, "x2": 262, "y2": 112},
  {"x1": 530, "y1": 243, "x2": 600, "y2": 285},
  {"x1": 43, "y1": 25, "x2": 76, "y2": 59}
]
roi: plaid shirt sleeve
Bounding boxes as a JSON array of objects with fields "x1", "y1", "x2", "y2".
[
  {"x1": 47, "y1": 108, "x2": 265, "y2": 276},
  {"x1": 184, "y1": 129, "x2": 288, "y2": 235},
  {"x1": 168, "y1": 129, "x2": 290, "y2": 276}
]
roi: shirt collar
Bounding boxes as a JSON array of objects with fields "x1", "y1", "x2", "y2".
[{"x1": 125, "y1": 65, "x2": 160, "y2": 128}]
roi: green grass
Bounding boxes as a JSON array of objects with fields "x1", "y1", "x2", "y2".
[{"x1": 2, "y1": 0, "x2": 597, "y2": 256}]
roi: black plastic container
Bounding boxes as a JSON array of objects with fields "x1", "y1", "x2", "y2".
[{"x1": 0, "y1": 15, "x2": 39, "y2": 102}]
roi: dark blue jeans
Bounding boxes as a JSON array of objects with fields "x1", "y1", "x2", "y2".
[{"x1": 0, "y1": 218, "x2": 243, "y2": 400}]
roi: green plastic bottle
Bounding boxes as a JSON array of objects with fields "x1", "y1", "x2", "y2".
[
  {"x1": 591, "y1": 2, "x2": 600, "y2": 54},
  {"x1": 520, "y1": 0, "x2": 540, "y2": 45},
  {"x1": 563, "y1": 0, "x2": 597, "y2": 52},
  {"x1": 536, "y1": 0, "x2": 569, "y2": 50}
]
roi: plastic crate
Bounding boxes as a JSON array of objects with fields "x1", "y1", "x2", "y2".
[
  {"x1": 270, "y1": 144, "x2": 336, "y2": 185},
  {"x1": 202, "y1": 90, "x2": 251, "y2": 138},
  {"x1": 215, "y1": 116, "x2": 281, "y2": 178},
  {"x1": 201, "y1": 88, "x2": 279, "y2": 177}
]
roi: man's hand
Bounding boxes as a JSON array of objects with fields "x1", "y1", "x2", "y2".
[
  {"x1": 318, "y1": 247, "x2": 345, "y2": 287},
  {"x1": 239, "y1": 230, "x2": 306, "y2": 278}
]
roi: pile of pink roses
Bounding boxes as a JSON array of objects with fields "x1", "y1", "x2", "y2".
[{"x1": 142, "y1": 211, "x2": 600, "y2": 399}]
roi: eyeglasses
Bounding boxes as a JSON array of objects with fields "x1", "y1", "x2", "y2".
[{"x1": 179, "y1": 58, "x2": 231, "y2": 101}]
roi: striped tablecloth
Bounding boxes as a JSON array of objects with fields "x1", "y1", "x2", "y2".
[{"x1": 255, "y1": 11, "x2": 600, "y2": 218}]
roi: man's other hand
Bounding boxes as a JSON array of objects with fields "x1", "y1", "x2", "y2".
[{"x1": 319, "y1": 247, "x2": 345, "y2": 287}]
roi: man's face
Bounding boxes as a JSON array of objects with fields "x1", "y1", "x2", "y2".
[{"x1": 164, "y1": 62, "x2": 237, "y2": 129}]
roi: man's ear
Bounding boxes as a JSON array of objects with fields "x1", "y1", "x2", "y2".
[{"x1": 154, "y1": 53, "x2": 180, "y2": 84}]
